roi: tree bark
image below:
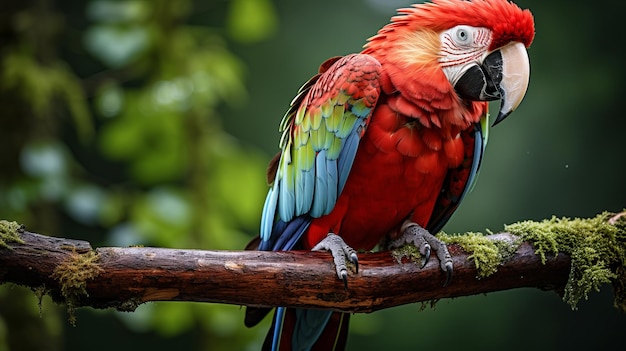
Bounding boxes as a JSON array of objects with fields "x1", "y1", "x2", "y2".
[{"x1": 0, "y1": 228, "x2": 571, "y2": 313}]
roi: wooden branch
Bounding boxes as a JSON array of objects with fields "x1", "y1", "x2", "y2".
[{"x1": 0, "y1": 227, "x2": 573, "y2": 313}]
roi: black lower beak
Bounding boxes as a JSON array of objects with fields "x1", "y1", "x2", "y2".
[{"x1": 454, "y1": 50, "x2": 503, "y2": 103}]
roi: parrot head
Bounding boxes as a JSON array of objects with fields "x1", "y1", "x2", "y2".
[{"x1": 364, "y1": 0, "x2": 535, "y2": 127}]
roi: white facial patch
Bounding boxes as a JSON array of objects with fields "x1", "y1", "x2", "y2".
[{"x1": 439, "y1": 25, "x2": 492, "y2": 86}]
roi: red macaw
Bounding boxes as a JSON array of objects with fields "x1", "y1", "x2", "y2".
[{"x1": 245, "y1": 0, "x2": 535, "y2": 350}]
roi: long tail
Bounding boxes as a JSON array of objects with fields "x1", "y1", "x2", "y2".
[
  {"x1": 245, "y1": 216, "x2": 349, "y2": 350},
  {"x1": 260, "y1": 308, "x2": 350, "y2": 351}
]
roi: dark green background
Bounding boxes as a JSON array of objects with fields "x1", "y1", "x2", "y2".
[{"x1": 1, "y1": 1, "x2": 624, "y2": 350}]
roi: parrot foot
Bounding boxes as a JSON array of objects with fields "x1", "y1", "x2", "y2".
[
  {"x1": 388, "y1": 221, "x2": 453, "y2": 287},
  {"x1": 312, "y1": 233, "x2": 359, "y2": 289}
]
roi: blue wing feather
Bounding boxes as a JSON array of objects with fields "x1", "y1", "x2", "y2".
[
  {"x1": 311, "y1": 150, "x2": 328, "y2": 218},
  {"x1": 466, "y1": 121, "x2": 486, "y2": 193},
  {"x1": 324, "y1": 157, "x2": 338, "y2": 214},
  {"x1": 254, "y1": 54, "x2": 382, "y2": 351},
  {"x1": 261, "y1": 186, "x2": 278, "y2": 242},
  {"x1": 296, "y1": 168, "x2": 314, "y2": 215},
  {"x1": 271, "y1": 307, "x2": 286, "y2": 351},
  {"x1": 272, "y1": 216, "x2": 311, "y2": 251},
  {"x1": 337, "y1": 124, "x2": 364, "y2": 194},
  {"x1": 260, "y1": 54, "x2": 381, "y2": 248}
]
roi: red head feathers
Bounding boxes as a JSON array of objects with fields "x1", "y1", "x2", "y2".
[{"x1": 367, "y1": 0, "x2": 534, "y2": 51}]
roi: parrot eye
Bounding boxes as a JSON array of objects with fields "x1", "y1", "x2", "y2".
[{"x1": 454, "y1": 26, "x2": 472, "y2": 45}]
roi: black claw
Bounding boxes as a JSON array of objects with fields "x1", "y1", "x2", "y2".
[
  {"x1": 443, "y1": 262, "x2": 453, "y2": 287},
  {"x1": 350, "y1": 252, "x2": 359, "y2": 274},
  {"x1": 391, "y1": 222, "x2": 454, "y2": 285},
  {"x1": 312, "y1": 233, "x2": 360, "y2": 286},
  {"x1": 421, "y1": 246, "x2": 431, "y2": 268},
  {"x1": 341, "y1": 270, "x2": 348, "y2": 290}
]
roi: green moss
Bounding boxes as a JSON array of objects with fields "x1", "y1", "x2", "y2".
[
  {"x1": 492, "y1": 235, "x2": 523, "y2": 262},
  {"x1": 439, "y1": 232, "x2": 510, "y2": 279},
  {"x1": 0, "y1": 220, "x2": 24, "y2": 249},
  {"x1": 116, "y1": 298, "x2": 143, "y2": 312},
  {"x1": 506, "y1": 219, "x2": 559, "y2": 264},
  {"x1": 418, "y1": 299, "x2": 439, "y2": 311},
  {"x1": 431, "y1": 212, "x2": 625, "y2": 311},
  {"x1": 32, "y1": 285, "x2": 49, "y2": 317},
  {"x1": 390, "y1": 230, "x2": 521, "y2": 280},
  {"x1": 391, "y1": 244, "x2": 422, "y2": 264},
  {"x1": 51, "y1": 250, "x2": 104, "y2": 324},
  {"x1": 506, "y1": 212, "x2": 626, "y2": 311}
]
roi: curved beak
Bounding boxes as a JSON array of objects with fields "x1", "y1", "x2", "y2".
[{"x1": 454, "y1": 42, "x2": 530, "y2": 126}]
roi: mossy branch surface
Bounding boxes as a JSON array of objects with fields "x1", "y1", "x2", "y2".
[
  {"x1": 0, "y1": 211, "x2": 624, "y2": 317},
  {"x1": 50, "y1": 250, "x2": 104, "y2": 324},
  {"x1": 0, "y1": 220, "x2": 24, "y2": 249},
  {"x1": 506, "y1": 212, "x2": 626, "y2": 310}
]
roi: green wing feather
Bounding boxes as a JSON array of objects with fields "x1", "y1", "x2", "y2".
[{"x1": 260, "y1": 54, "x2": 382, "y2": 242}]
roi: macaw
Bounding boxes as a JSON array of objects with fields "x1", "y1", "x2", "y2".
[{"x1": 245, "y1": 0, "x2": 535, "y2": 350}]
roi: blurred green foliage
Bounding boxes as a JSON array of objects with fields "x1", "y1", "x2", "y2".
[
  {"x1": 1, "y1": 0, "x2": 272, "y2": 350},
  {"x1": 1, "y1": 0, "x2": 626, "y2": 351}
]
